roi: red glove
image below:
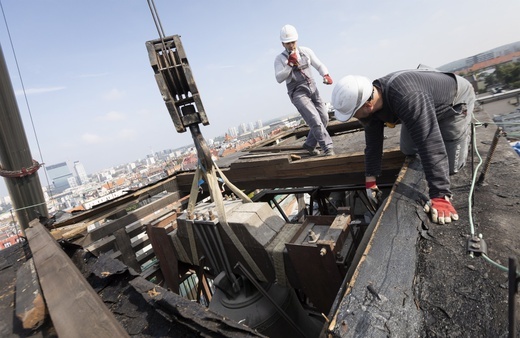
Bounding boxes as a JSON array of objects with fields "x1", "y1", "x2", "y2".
[
  {"x1": 423, "y1": 196, "x2": 459, "y2": 225},
  {"x1": 323, "y1": 74, "x2": 333, "y2": 85},
  {"x1": 287, "y1": 52, "x2": 298, "y2": 67}
]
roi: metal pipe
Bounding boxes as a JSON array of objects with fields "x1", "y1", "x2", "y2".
[
  {"x1": 508, "y1": 257, "x2": 517, "y2": 338},
  {"x1": 192, "y1": 223, "x2": 219, "y2": 272},
  {"x1": 209, "y1": 223, "x2": 239, "y2": 291},
  {"x1": 271, "y1": 197, "x2": 290, "y2": 223},
  {"x1": 477, "y1": 127, "x2": 503, "y2": 185},
  {"x1": 0, "y1": 44, "x2": 47, "y2": 230}
]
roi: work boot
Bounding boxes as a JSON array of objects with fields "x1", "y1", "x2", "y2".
[{"x1": 303, "y1": 144, "x2": 320, "y2": 156}]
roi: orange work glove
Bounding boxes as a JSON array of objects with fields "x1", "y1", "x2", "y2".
[
  {"x1": 423, "y1": 196, "x2": 459, "y2": 225},
  {"x1": 287, "y1": 51, "x2": 298, "y2": 67},
  {"x1": 323, "y1": 74, "x2": 333, "y2": 85}
]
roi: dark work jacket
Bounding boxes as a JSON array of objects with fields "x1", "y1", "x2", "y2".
[{"x1": 364, "y1": 70, "x2": 458, "y2": 198}]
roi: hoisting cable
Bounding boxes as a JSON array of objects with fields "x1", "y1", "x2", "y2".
[
  {"x1": 467, "y1": 122, "x2": 483, "y2": 238},
  {"x1": 146, "y1": 0, "x2": 178, "y2": 90},
  {"x1": 0, "y1": 1, "x2": 53, "y2": 199},
  {"x1": 468, "y1": 117, "x2": 519, "y2": 277}
]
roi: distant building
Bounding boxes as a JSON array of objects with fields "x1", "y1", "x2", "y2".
[
  {"x1": 146, "y1": 157, "x2": 156, "y2": 166},
  {"x1": 47, "y1": 162, "x2": 73, "y2": 194},
  {"x1": 238, "y1": 123, "x2": 248, "y2": 135},
  {"x1": 228, "y1": 127, "x2": 238, "y2": 138},
  {"x1": 73, "y1": 161, "x2": 89, "y2": 185},
  {"x1": 67, "y1": 176, "x2": 78, "y2": 189},
  {"x1": 438, "y1": 41, "x2": 520, "y2": 73}
]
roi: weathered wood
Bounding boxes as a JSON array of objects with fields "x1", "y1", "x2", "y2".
[
  {"x1": 328, "y1": 156, "x2": 426, "y2": 337},
  {"x1": 318, "y1": 211, "x2": 351, "y2": 254},
  {"x1": 84, "y1": 192, "x2": 181, "y2": 244},
  {"x1": 130, "y1": 234, "x2": 150, "y2": 252},
  {"x1": 136, "y1": 248, "x2": 155, "y2": 265},
  {"x1": 147, "y1": 214, "x2": 180, "y2": 292},
  {"x1": 15, "y1": 257, "x2": 46, "y2": 330},
  {"x1": 293, "y1": 119, "x2": 363, "y2": 138},
  {"x1": 26, "y1": 220, "x2": 129, "y2": 338},
  {"x1": 114, "y1": 227, "x2": 141, "y2": 273},
  {"x1": 176, "y1": 148, "x2": 404, "y2": 193},
  {"x1": 53, "y1": 182, "x2": 180, "y2": 228},
  {"x1": 84, "y1": 234, "x2": 116, "y2": 256}
]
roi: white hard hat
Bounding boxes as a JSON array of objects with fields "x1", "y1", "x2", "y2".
[
  {"x1": 331, "y1": 75, "x2": 373, "y2": 122},
  {"x1": 280, "y1": 24, "x2": 298, "y2": 43}
]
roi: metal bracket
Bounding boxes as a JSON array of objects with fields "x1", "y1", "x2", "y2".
[
  {"x1": 308, "y1": 230, "x2": 320, "y2": 244},
  {"x1": 466, "y1": 236, "x2": 487, "y2": 256}
]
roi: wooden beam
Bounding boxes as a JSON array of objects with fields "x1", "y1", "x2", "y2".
[
  {"x1": 26, "y1": 220, "x2": 129, "y2": 338},
  {"x1": 147, "y1": 214, "x2": 180, "y2": 293},
  {"x1": 113, "y1": 227, "x2": 141, "y2": 273},
  {"x1": 327, "y1": 156, "x2": 426, "y2": 336},
  {"x1": 176, "y1": 149, "x2": 405, "y2": 193},
  {"x1": 15, "y1": 258, "x2": 46, "y2": 330}
]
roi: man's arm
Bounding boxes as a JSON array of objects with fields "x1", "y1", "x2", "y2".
[
  {"x1": 397, "y1": 91, "x2": 451, "y2": 199},
  {"x1": 300, "y1": 46, "x2": 329, "y2": 77},
  {"x1": 364, "y1": 118, "x2": 386, "y2": 178},
  {"x1": 274, "y1": 53, "x2": 292, "y2": 84},
  {"x1": 363, "y1": 118, "x2": 385, "y2": 205}
]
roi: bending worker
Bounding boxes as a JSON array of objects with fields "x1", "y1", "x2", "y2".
[
  {"x1": 331, "y1": 67, "x2": 475, "y2": 224},
  {"x1": 274, "y1": 24, "x2": 335, "y2": 156}
]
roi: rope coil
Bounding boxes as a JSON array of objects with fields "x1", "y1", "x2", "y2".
[{"x1": 0, "y1": 159, "x2": 41, "y2": 178}]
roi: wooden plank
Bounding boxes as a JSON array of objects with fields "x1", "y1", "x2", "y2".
[
  {"x1": 84, "y1": 193, "x2": 181, "y2": 244},
  {"x1": 84, "y1": 235, "x2": 116, "y2": 256},
  {"x1": 147, "y1": 220, "x2": 180, "y2": 292},
  {"x1": 247, "y1": 145, "x2": 311, "y2": 153},
  {"x1": 113, "y1": 227, "x2": 141, "y2": 273},
  {"x1": 176, "y1": 148, "x2": 404, "y2": 193},
  {"x1": 131, "y1": 235, "x2": 150, "y2": 253},
  {"x1": 15, "y1": 258, "x2": 46, "y2": 330},
  {"x1": 136, "y1": 248, "x2": 155, "y2": 265},
  {"x1": 26, "y1": 220, "x2": 129, "y2": 338},
  {"x1": 328, "y1": 156, "x2": 425, "y2": 337}
]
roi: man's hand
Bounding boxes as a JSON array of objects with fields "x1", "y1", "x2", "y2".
[
  {"x1": 366, "y1": 180, "x2": 382, "y2": 206},
  {"x1": 423, "y1": 196, "x2": 459, "y2": 225},
  {"x1": 287, "y1": 52, "x2": 298, "y2": 67},
  {"x1": 323, "y1": 74, "x2": 333, "y2": 85}
]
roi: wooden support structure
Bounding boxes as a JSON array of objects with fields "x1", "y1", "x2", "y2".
[
  {"x1": 26, "y1": 220, "x2": 129, "y2": 338},
  {"x1": 176, "y1": 148, "x2": 404, "y2": 193}
]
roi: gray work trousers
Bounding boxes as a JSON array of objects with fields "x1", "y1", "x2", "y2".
[
  {"x1": 290, "y1": 84, "x2": 333, "y2": 151},
  {"x1": 400, "y1": 81, "x2": 475, "y2": 175}
]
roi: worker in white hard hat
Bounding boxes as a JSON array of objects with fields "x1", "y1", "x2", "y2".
[
  {"x1": 274, "y1": 24, "x2": 335, "y2": 156},
  {"x1": 331, "y1": 66, "x2": 475, "y2": 225}
]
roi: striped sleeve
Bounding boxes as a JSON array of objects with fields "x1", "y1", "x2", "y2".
[{"x1": 366, "y1": 71, "x2": 456, "y2": 198}]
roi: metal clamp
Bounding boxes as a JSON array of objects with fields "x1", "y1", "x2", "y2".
[{"x1": 466, "y1": 236, "x2": 487, "y2": 256}]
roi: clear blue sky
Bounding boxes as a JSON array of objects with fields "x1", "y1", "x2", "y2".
[{"x1": 0, "y1": 0, "x2": 519, "y2": 198}]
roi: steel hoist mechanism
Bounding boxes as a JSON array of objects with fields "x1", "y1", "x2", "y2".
[{"x1": 145, "y1": 2, "x2": 351, "y2": 337}]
